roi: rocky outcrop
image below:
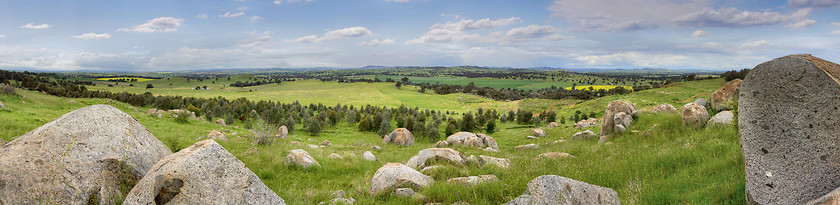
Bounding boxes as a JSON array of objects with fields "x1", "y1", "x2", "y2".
[
  {"x1": 707, "y1": 111, "x2": 735, "y2": 127},
  {"x1": 739, "y1": 54, "x2": 840, "y2": 204},
  {"x1": 285, "y1": 149, "x2": 321, "y2": 168},
  {"x1": 505, "y1": 175, "x2": 619, "y2": 205},
  {"x1": 277, "y1": 125, "x2": 288, "y2": 139},
  {"x1": 531, "y1": 128, "x2": 546, "y2": 137},
  {"x1": 363, "y1": 151, "x2": 377, "y2": 161},
  {"x1": 321, "y1": 139, "x2": 331, "y2": 147},
  {"x1": 710, "y1": 79, "x2": 743, "y2": 111},
  {"x1": 680, "y1": 103, "x2": 709, "y2": 128},
  {"x1": 216, "y1": 118, "x2": 227, "y2": 126},
  {"x1": 383, "y1": 128, "x2": 414, "y2": 146},
  {"x1": 576, "y1": 118, "x2": 599, "y2": 129},
  {"x1": 406, "y1": 148, "x2": 467, "y2": 169},
  {"x1": 548, "y1": 122, "x2": 559, "y2": 128},
  {"x1": 124, "y1": 140, "x2": 284, "y2": 204},
  {"x1": 447, "y1": 175, "x2": 499, "y2": 186},
  {"x1": 328, "y1": 153, "x2": 343, "y2": 159},
  {"x1": 445, "y1": 132, "x2": 498, "y2": 151},
  {"x1": 649, "y1": 103, "x2": 677, "y2": 113},
  {"x1": 612, "y1": 112, "x2": 632, "y2": 134},
  {"x1": 571, "y1": 130, "x2": 597, "y2": 140},
  {"x1": 370, "y1": 163, "x2": 434, "y2": 195},
  {"x1": 0, "y1": 105, "x2": 172, "y2": 205},
  {"x1": 600, "y1": 100, "x2": 638, "y2": 136},
  {"x1": 434, "y1": 140, "x2": 449, "y2": 147},
  {"x1": 200, "y1": 130, "x2": 228, "y2": 141}
]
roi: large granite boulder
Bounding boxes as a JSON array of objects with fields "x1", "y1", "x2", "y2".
[
  {"x1": 406, "y1": 148, "x2": 467, "y2": 169},
  {"x1": 276, "y1": 125, "x2": 288, "y2": 139},
  {"x1": 505, "y1": 175, "x2": 620, "y2": 205},
  {"x1": 707, "y1": 111, "x2": 735, "y2": 127},
  {"x1": 285, "y1": 149, "x2": 320, "y2": 168},
  {"x1": 383, "y1": 128, "x2": 414, "y2": 146},
  {"x1": 446, "y1": 132, "x2": 498, "y2": 151},
  {"x1": 681, "y1": 103, "x2": 709, "y2": 128},
  {"x1": 0, "y1": 105, "x2": 172, "y2": 205},
  {"x1": 477, "y1": 155, "x2": 511, "y2": 168},
  {"x1": 600, "y1": 100, "x2": 638, "y2": 136},
  {"x1": 710, "y1": 79, "x2": 743, "y2": 111},
  {"x1": 370, "y1": 163, "x2": 434, "y2": 195},
  {"x1": 446, "y1": 132, "x2": 477, "y2": 146},
  {"x1": 571, "y1": 130, "x2": 597, "y2": 140},
  {"x1": 532, "y1": 128, "x2": 546, "y2": 137},
  {"x1": 216, "y1": 118, "x2": 226, "y2": 126},
  {"x1": 612, "y1": 112, "x2": 632, "y2": 134},
  {"x1": 447, "y1": 175, "x2": 499, "y2": 186},
  {"x1": 739, "y1": 54, "x2": 840, "y2": 204},
  {"x1": 649, "y1": 103, "x2": 677, "y2": 113},
  {"x1": 694, "y1": 98, "x2": 709, "y2": 108},
  {"x1": 123, "y1": 139, "x2": 284, "y2": 204}
]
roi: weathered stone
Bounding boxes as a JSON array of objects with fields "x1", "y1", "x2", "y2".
[
  {"x1": 446, "y1": 132, "x2": 477, "y2": 146},
  {"x1": 328, "y1": 153, "x2": 343, "y2": 159},
  {"x1": 406, "y1": 148, "x2": 467, "y2": 169},
  {"x1": 694, "y1": 98, "x2": 709, "y2": 108},
  {"x1": 612, "y1": 112, "x2": 632, "y2": 134},
  {"x1": 477, "y1": 155, "x2": 511, "y2": 168},
  {"x1": 463, "y1": 135, "x2": 484, "y2": 148},
  {"x1": 446, "y1": 132, "x2": 497, "y2": 150},
  {"x1": 321, "y1": 139, "x2": 331, "y2": 147},
  {"x1": 711, "y1": 79, "x2": 743, "y2": 111},
  {"x1": 548, "y1": 122, "x2": 559, "y2": 128},
  {"x1": 535, "y1": 152, "x2": 575, "y2": 160},
  {"x1": 434, "y1": 140, "x2": 449, "y2": 147},
  {"x1": 571, "y1": 130, "x2": 597, "y2": 140},
  {"x1": 681, "y1": 103, "x2": 709, "y2": 128},
  {"x1": 514, "y1": 144, "x2": 540, "y2": 151},
  {"x1": 505, "y1": 175, "x2": 619, "y2": 205},
  {"x1": 0, "y1": 105, "x2": 172, "y2": 205},
  {"x1": 0, "y1": 101, "x2": 5, "y2": 110},
  {"x1": 420, "y1": 165, "x2": 445, "y2": 173},
  {"x1": 307, "y1": 144, "x2": 320, "y2": 149},
  {"x1": 332, "y1": 190, "x2": 347, "y2": 198},
  {"x1": 290, "y1": 141, "x2": 301, "y2": 147},
  {"x1": 328, "y1": 197, "x2": 355, "y2": 205},
  {"x1": 362, "y1": 151, "x2": 377, "y2": 161},
  {"x1": 447, "y1": 175, "x2": 499, "y2": 186},
  {"x1": 532, "y1": 128, "x2": 546, "y2": 137},
  {"x1": 200, "y1": 130, "x2": 228, "y2": 141},
  {"x1": 393, "y1": 188, "x2": 417, "y2": 197},
  {"x1": 549, "y1": 139, "x2": 566, "y2": 145},
  {"x1": 372, "y1": 146, "x2": 382, "y2": 150},
  {"x1": 370, "y1": 163, "x2": 434, "y2": 195},
  {"x1": 739, "y1": 54, "x2": 840, "y2": 204},
  {"x1": 707, "y1": 111, "x2": 735, "y2": 127},
  {"x1": 526, "y1": 136, "x2": 536, "y2": 139},
  {"x1": 384, "y1": 128, "x2": 415, "y2": 146},
  {"x1": 649, "y1": 103, "x2": 677, "y2": 113},
  {"x1": 124, "y1": 139, "x2": 284, "y2": 204},
  {"x1": 807, "y1": 186, "x2": 840, "y2": 205},
  {"x1": 277, "y1": 125, "x2": 288, "y2": 139},
  {"x1": 285, "y1": 149, "x2": 321, "y2": 168},
  {"x1": 476, "y1": 133, "x2": 499, "y2": 150},
  {"x1": 465, "y1": 155, "x2": 478, "y2": 164},
  {"x1": 216, "y1": 118, "x2": 226, "y2": 126},
  {"x1": 601, "y1": 100, "x2": 638, "y2": 136}
]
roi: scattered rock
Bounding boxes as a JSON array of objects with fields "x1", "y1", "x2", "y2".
[
  {"x1": 321, "y1": 139, "x2": 331, "y2": 147},
  {"x1": 277, "y1": 125, "x2": 288, "y2": 139},
  {"x1": 145, "y1": 108, "x2": 158, "y2": 115},
  {"x1": 807, "y1": 186, "x2": 840, "y2": 205},
  {"x1": 549, "y1": 139, "x2": 566, "y2": 145},
  {"x1": 332, "y1": 190, "x2": 347, "y2": 198},
  {"x1": 420, "y1": 165, "x2": 445, "y2": 173},
  {"x1": 680, "y1": 103, "x2": 709, "y2": 128},
  {"x1": 598, "y1": 136, "x2": 611, "y2": 144},
  {"x1": 393, "y1": 188, "x2": 417, "y2": 197},
  {"x1": 285, "y1": 149, "x2": 321, "y2": 168},
  {"x1": 445, "y1": 132, "x2": 498, "y2": 150},
  {"x1": 446, "y1": 132, "x2": 477, "y2": 146},
  {"x1": 710, "y1": 79, "x2": 743, "y2": 111},
  {"x1": 600, "y1": 100, "x2": 638, "y2": 136},
  {"x1": 243, "y1": 147, "x2": 258, "y2": 156},
  {"x1": 328, "y1": 197, "x2": 355, "y2": 205},
  {"x1": 123, "y1": 140, "x2": 285, "y2": 204},
  {"x1": 200, "y1": 130, "x2": 228, "y2": 141},
  {"x1": 447, "y1": 175, "x2": 499, "y2": 186},
  {"x1": 571, "y1": 130, "x2": 597, "y2": 140},
  {"x1": 383, "y1": 128, "x2": 415, "y2": 146},
  {"x1": 531, "y1": 128, "x2": 546, "y2": 137},
  {"x1": 307, "y1": 144, "x2": 320, "y2": 149},
  {"x1": 514, "y1": 144, "x2": 540, "y2": 151},
  {"x1": 465, "y1": 155, "x2": 478, "y2": 164},
  {"x1": 216, "y1": 118, "x2": 226, "y2": 126},
  {"x1": 612, "y1": 112, "x2": 633, "y2": 134},
  {"x1": 649, "y1": 103, "x2": 677, "y2": 113},
  {"x1": 526, "y1": 136, "x2": 536, "y2": 139},
  {"x1": 477, "y1": 155, "x2": 511, "y2": 168},
  {"x1": 372, "y1": 146, "x2": 382, "y2": 150},
  {"x1": 234, "y1": 126, "x2": 239, "y2": 129},
  {"x1": 434, "y1": 140, "x2": 449, "y2": 147},
  {"x1": 535, "y1": 152, "x2": 575, "y2": 160},
  {"x1": 476, "y1": 133, "x2": 499, "y2": 151},
  {"x1": 370, "y1": 163, "x2": 434, "y2": 195},
  {"x1": 707, "y1": 111, "x2": 735, "y2": 126},
  {"x1": 694, "y1": 98, "x2": 709, "y2": 108},
  {"x1": 548, "y1": 122, "x2": 559, "y2": 128},
  {"x1": 290, "y1": 141, "x2": 301, "y2": 147},
  {"x1": 575, "y1": 118, "x2": 599, "y2": 129},
  {"x1": 328, "y1": 153, "x2": 343, "y2": 159},
  {"x1": 0, "y1": 105, "x2": 172, "y2": 204},
  {"x1": 0, "y1": 101, "x2": 5, "y2": 110},
  {"x1": 739, "y1": 54, "x2": 840, "y2": 204},
  {"x1": 363, "y1": 151, "x2": 377, "y2": 161},
  {"x1": 406, "y1": 148, "x2": 467, "y2": 169},
  {"x1": 505, "y1": 175, "x2": 619, "y2": 205}
]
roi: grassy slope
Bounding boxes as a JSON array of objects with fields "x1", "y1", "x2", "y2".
[{"x1": 0, "y1": 78, "x2": 744, "y2": 204}]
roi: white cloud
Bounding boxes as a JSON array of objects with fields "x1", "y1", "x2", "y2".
[
  {"x1": 739, "y1": 40, "x2": 772, "y2": 49},
  {"x1": 575, "y1": 52, "x2": 689, "y2": 67},
  {"x1": 20, "y1": 23, "x2": 52, "y2": 29},
  {"x1": 550, "y1": 0, "x2": 811, "y2": 31},
  {"x1": 385, "y1": 0, "x2": 410, "y2": 2},
  {"x1": 118, "y1": 17, "x2": 183, "y2": 32},
  {"x1": 0, "y1": 35, "x2": 4, "y2": 38},
  {"x1": 358, "y1": 38, "x2": 396, "y2": 46},
  {"x1": 249, "y1": 16, "x2": 264, "y2": 22},
  {"x1": 498, "y1": 25, "x2": 566, "y2": 45},
  {"x1": 275, "y1": 0, "x2": 313, "y2": 4},
  {"x1": 786, "y1": 19, "x2": 816, "y2": 29},
  {"x1": 405, "y1": 17, "x2": 521, "y2": 44},
  {"x1": 219, "y1": 11, "x2": 246, "y2": 18},
  {"x1": 72, "y1": 33, "x2": 112, "y2": 40},
  {"x1": 431, "y1": 17, "x2": 520, "y2": 31},
  {"x1": 284, "y1": 26, "x2": 373, "y2": 43},
  {"x1": 238, "y1": 31, "x2": 275, "y2": 47},
  {"x1": 236, "y1": 6, "x2": 249, "y2": 11},
  {"x1": 691, "y1": 30, "x2": 709, "y2": 37},
  {"x1": 274, "y1": 0, "x2": 282, "y2": 4},
  {"x1": 196, "y1": 14, "x2": 208, "y2": 19},
  {"x1": 789, "y1": 0, "x2": 840, "y2": 8}
]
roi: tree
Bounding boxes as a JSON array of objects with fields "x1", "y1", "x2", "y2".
[
  {"x1": 560, "y1": 116, "x2": 566, "y2": 124},
  {"x1": 485, "y1": 120, "x2": 496, "y2": 134},
  {"x1": 445, "y1": 121, "x2": 457, "y2": 137},
  {"x1": 346, "y1": 110, "x2": 356, "y2": 125},
  {"x1": 412, "y1": 120, "x2": 426, "y2": 138},
  {"x1": 533, "y1": 115, "x2": 541, "y2": 127},
  {"x1": 358, "y1": 117, "x2": 371, "y2": 132},
  {"x1": 460, "y1": 112, "x2": 475, "y2": 132},
  {"x1": 426, "y1": 123, "x2": 439, "y2": 142},
  {"x1": 306, "y1": 118, "x2": 322, "y2": 136},
  {"x1": 284, "y1": 116, "x2": 296, "y2": 133},
  {"x1": 146, "y1": 84, "x2": 154, "y2": 89},
  {"x1": 546, "y1": 111, "x2": 557, "y2": 123},
  {"x1": 395, "y1": 82, "x2": 402, "y2": 89},
  {"x1": 377, "y1": 120, "x2": 391, "y2": 136},
  {"x1": 195, "y1": 86, "x2": 201, "y2": 90}
]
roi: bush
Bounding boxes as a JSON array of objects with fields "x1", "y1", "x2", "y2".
[
  {"x1": 427, "y1": 123, "x2": 440, "y2": 142},
  {"x1": 485, "y1": 120, "x2": 496, "y2": 134},
  {"x1": 358, "y1": 118, "x2": 371, "y2": 132},
  {"x1": 1, "y1": 84, "x2": 15, "y2": 95},
  {"x1": 174, "y1": 113, "x2": 189, "y2": 123},
  {"x1": 253, "y1": 116, "x2": 278, "y2": 145}
]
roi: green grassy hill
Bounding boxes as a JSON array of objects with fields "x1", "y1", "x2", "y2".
[{"x1": 0, "y1": 78, "x2": 744, "y2": 204}]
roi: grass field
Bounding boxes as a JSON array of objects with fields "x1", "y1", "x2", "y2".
[
  {"x1": 565, "y1": 85, "x2": 633, "y2": 91},
  {"x1": 367, "y1": 74, "x2": 656, "y2": 91},
  {"x1": 0, "y1": 78, "x2": 745, "y2": 204}
]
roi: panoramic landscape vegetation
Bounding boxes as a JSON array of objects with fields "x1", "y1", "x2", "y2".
[{"x1": 2, "y1": 0, "x2": 840, "y2": 205}]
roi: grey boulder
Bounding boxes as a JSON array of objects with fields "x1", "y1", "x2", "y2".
[{"x1": 505, "y1": 175, "x2": 619, "y2": 205}]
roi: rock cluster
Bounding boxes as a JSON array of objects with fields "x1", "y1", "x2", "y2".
[
  {"x1": 600, "y1": 100, "x2": 638, "y2": 136},
  {"x1": 383, "y1": 128, "x2": 415, "y2": 146},
  {"x1": 575, "y1": 118, "x2": 598, "y2": 129},
  {"x1": 444, "y1": 132, "x2": 499, "y2": 151}
]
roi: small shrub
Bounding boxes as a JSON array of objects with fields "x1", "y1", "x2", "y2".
[
  {"x1": 1, "y1": 84, "x2": 15, "y2": 95},
  {"x1": 253, "y1": 116, "x2": 278, "y2": 145},
  {"x1": 173, "y1": 113, "x2": 189, "y2": 123}
]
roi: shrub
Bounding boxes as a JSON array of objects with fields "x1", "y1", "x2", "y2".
[
  {"x1": 1, "y1": 84, "x2": 15, "y2": 95},
  {"x1": 253, "y1": 116, "x2": 278, "y2": 145},
  {"x1": 427, "y1": 123, "x2": 440, "y2": 142},
  {"x1": 174, "y1": 113, "x2": 189, "y2": 123},
  {"x1": 358, "y1": 118, "x2": 371, "y2": 132},
  {"x1": 485, "y1": 120, "x2": 496, "y2": 134}
]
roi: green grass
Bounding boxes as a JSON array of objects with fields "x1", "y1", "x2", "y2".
[{"x1": 0, "y1": 78, "x2": 745, "y2": 204}]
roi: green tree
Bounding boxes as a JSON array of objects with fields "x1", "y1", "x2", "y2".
[
  {"x1": 426, "y1": 123, "x2": 440, "y2": 142},
  {"x1": 284, "y1": 116, "x2": 296, "y2": 133},
  {"x1": 358, "y1": 117, "x2": 371, "y2": 132},
  {"x1": 485, "y1": 120, "x2": 496, "y2": 134},
  {"x1": 346, "y1": 110, "x2": 356, "y2": 125},
  {"x1": 533, "y1": 115, "x2": 541, "y2": 127},
  {"x1": 306, "y1": 118, "x2": 322, "y2": 136},
  {"x1": 460, "y1": 112, "x2": 475, "y2": 132},
  {"x1": 146, "y1": 84, "x2": 154, "y2": 89},
  {"x1": 377, "y1": 120, "x2": 391, "y2": 136},
  {"x1": 445, "y1": 121, "x2": 457, "y2": 137}
]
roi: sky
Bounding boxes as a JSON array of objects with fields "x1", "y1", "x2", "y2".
[{"x1": 0, "y1": 0, "x2": 839, "y2": 71}]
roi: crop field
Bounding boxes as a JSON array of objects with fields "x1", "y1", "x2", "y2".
[
  {"x1": 0, "y1": 77, "x2": 745, "y2": 204},
  {"x1": 95, "y1": 77, "x2": 156, "y2": 82},
  {"x1": 565, "y1": 85, "x2": 633, "y2": 91}
]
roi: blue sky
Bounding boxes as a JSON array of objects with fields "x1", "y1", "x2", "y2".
[{"x1": 0, "y1": 0, "x2": 839, "y2": 71}]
